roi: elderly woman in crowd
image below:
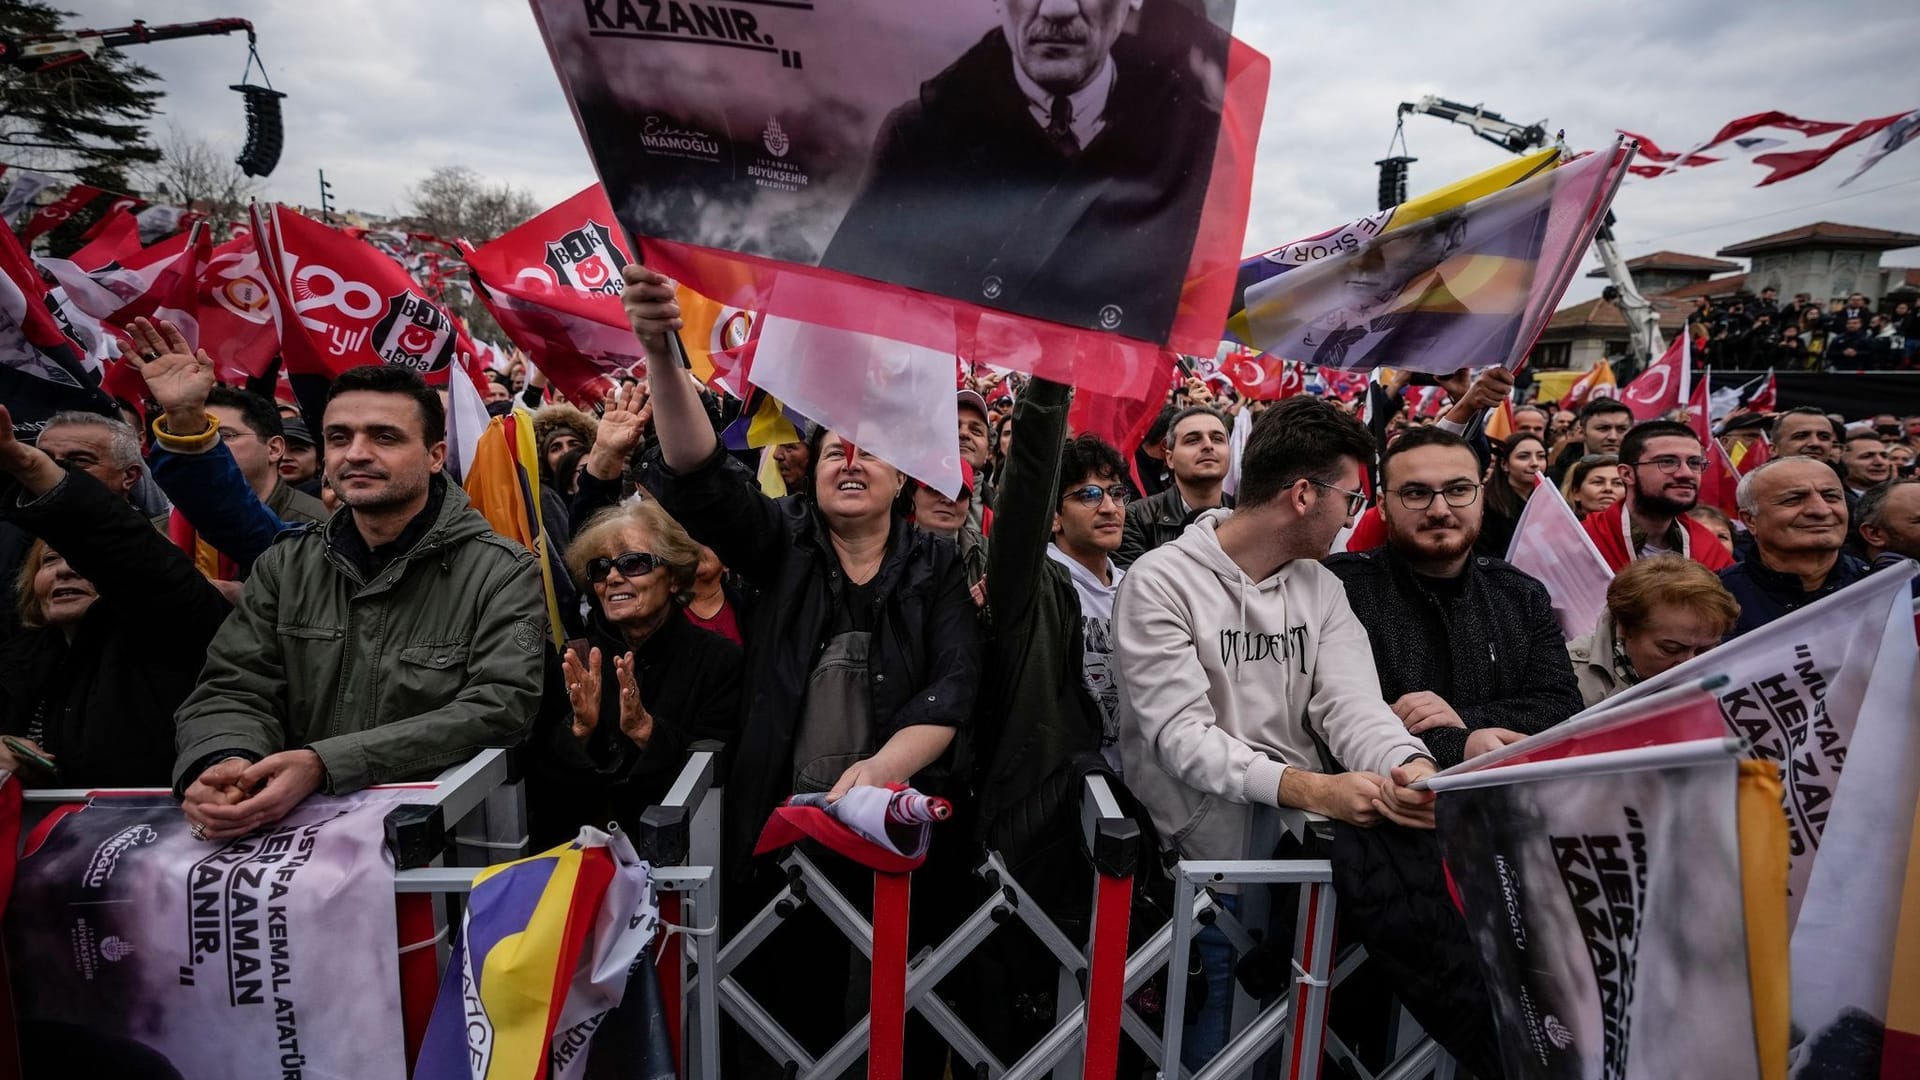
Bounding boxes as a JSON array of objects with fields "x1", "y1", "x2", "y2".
[
  {"x1": 1477, "y1": 432, "x2": 1548, "y2": 558},
  {"x1": 1566, "y1": 555, "x2": 1741, "y2": 706},
  {"x1": 620, "y1": 264, "x2": 981, "y2": 1068},
  {"x1": 0, "y1": 406, "x2": 229, "y2": 787},
  {"x1": 1561, "y1": 452, "x2": 1627, "y2": 518},
  {"x1": 526, "y1": 499, "x2": 742, "y2": 846}
]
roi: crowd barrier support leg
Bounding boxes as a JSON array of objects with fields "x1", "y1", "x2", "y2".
[
  {"x1": 1279, "y1": 880, "x2": 1337, "y2": 1080},
  {"x1": 656, "y1": 889, "x2": 684, "y2": 1067},
  {"x1": 869, "y1": 870, "x2": 912, "y2": 1080},
  {"x1": 396, "y1": 892, "x2": 439, "y2": 1071},
  {"x1": 1080, "y1": 773, "x2": 1139, "y2": 1080}
]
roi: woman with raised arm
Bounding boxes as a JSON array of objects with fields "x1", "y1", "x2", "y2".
[{"x1": 618, "y1": 265, "x2": 981, "y2": 1064}]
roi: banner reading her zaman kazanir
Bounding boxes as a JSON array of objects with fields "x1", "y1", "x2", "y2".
[{"x1": 530, "y1": 0, "x2": 1237, "y2": 344}]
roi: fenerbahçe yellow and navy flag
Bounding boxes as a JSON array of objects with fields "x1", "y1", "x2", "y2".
[
  {"x1": 417, "y1": 837, "x2": 613, "y2": 1079},
  {"x1": 1226, "y1": 143, "x2": 1632, "y2": 375}
]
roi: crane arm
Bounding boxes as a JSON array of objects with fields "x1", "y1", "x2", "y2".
[
  {"x1": 1, "y1": 18, "x2": 255, "y2": 72},
  {"x1": 1398, "y1": 95, "x2": 1550, "y2": 156}
]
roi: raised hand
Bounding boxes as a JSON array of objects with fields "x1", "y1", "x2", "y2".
[
  {"x1": 614, "y1": 652, "x2": 653, "y2": 748},
  {"x1": 563, "y1": 646, "x2": 604, "y2": 739},
  {"x1": 587, "y1": 382, "x2": 650, "y2": 480},
  {"x1": 126, "y1": 317, "x2": 217, "y2": 432},
  {"x1": 619, "y1": 264, "x2": 682, "y2": 345},
  {"x1": 0, "y1": 405, "x2": 62, "y2": 492}
]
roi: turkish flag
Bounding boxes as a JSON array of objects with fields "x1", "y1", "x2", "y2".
[
  {"x1": 1684, "y1": 369, "x2": 1711, "y2": 443},
  {"x1": 253, "y1": 204, "x2": 476, "y2": 385},
  {"x1": 1222, "y1": 349, "x2": 1303, "y2": 400},
  {"x1": 20, "y1": 184, "x2": 107, "y2": 242},
  {"x1": 1621, "y1": 334, "x2": 1690, "y2": 421},
  {"x1": 1746, "y1": 368, "x2": 1778, "y2": 413}
]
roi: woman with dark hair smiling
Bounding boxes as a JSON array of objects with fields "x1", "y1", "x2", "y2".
[{"x1": 1476, "y1": 432, "x2": 1548, "y2": 558}]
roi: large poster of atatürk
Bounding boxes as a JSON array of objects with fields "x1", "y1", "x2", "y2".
[{"x1": 531, "y1": 0, "x2": 1237, "y2": 343}]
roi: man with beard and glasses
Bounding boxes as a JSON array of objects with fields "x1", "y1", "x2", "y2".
[
  {"x1": 1116, "y1": 405, "x2": 1232, "y2": 567},
  {"x1": 820, "y1": 0, "x2": 1226, "y2": 340},
  {"x1": 1581, "y1": 420, "x2": 1733, "y2": 573},
  {"x1": 172, "y1": 365, "x2": 548, "y2": 842},
  {"x1": 1323, "y1": 426, "x2": 1582, "y2": 1077}
]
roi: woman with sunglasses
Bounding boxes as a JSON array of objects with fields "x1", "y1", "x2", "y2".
[
  {"x1": 620, "y1": 265, "x2": 982, "y2": 1064},
  {"x1": 526, "y1": 500, "x2": 742, "y2": 846}
]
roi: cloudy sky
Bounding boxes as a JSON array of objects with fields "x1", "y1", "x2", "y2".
[{"x1": 68, "y1": 0, "x2": 1920, "y2": 303}]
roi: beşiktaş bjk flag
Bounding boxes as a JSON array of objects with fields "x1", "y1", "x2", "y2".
[
  {"x1": 462, "y1": 185, "x2": 649, "y2": 403},
  {"x1": 253, "y1": 202, "x2": 476, "y2": 383}
]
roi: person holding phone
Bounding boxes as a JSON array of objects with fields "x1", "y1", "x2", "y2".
[{"x1": 0, "y1": 403, "x2": 231, "y2": 787}]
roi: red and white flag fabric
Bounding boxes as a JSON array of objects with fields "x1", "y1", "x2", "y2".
[
  {"x1": 1622, "y1": 111, "x2": 1848, "y2": 179},
  {"x1": 0, "y1": 169, "x2": 56, "y2": 229},
  {"x1": 253, "y1": 203, "x2": 477, "y2": 384},
  {"x1": 1222, "y1": 348, "x2": 1304, "y2": 400},
  {"x1": 195, "y1": 231, "x2": 284, "y2": 381},
  {"x1": 1746, "y1": 368, "x2": 1777, "y2": 413},
  {"x1": 0, "y1": 221, "x2": 116, "y2": 433},
  {"x1": 18, "y1": 183, "x2": 109, "y2": 242},
  {"x1": 1840, "y1": 106, "x2": 1920, "y2": 186},
  {"x1": 1505, "y1": 475, "x2": 1615, "y2": 639},
  {"x1": 1560, "y1": 358, "x2": 1618, "y2": 412},
  {"x1": 1620, "y1": 333, "x2": 1691, "y2": 421},
  {"x1": 754, "y1": 784, "x2": 952, "y2": 873},
  {"x1": 36, "y1": 229, "x2": 193, "y2": 323},
  {"x1": 73, "y1": 203, "x2": 144, "y2": 255},
  {"x1": 460, "y1": 185, "x2": 646, "y2": 405},
  {"x1": 1756, "y1": 109, "x2": 1917, "y2": 187}
]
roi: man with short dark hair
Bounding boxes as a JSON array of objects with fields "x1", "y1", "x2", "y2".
[
  {"x1": 1546, "y1": 397, "x2": 1633, "y2": 485},
  {"x1": 279, "y1": 416, "x2": 323, "y2": 495},
  {"x1": 1841, "y1": 431, "x2": 1893, "y2": 496},
  {"x1": 1720, "y1": 457, "x2": 1868, "y2": 636},
  {"x1": 201, "y1": 386, "x2": 329, "y2": 524},
  {"x1": 1116, "y1": 396, "x2": 1438, "y2": 1069},
  {"x1": 174, "y1": 365, "x2": 548, "y2": 840},
  {"x1": 1582, "y1": 420, "x2": 1733, "y2": 571},
  {"x1": 1116, "y1": 404, "x2": 1231, "y2": 566},
  {"x1": 1324, "y1": 425, "x2": 1580, "y2": 1078},
  {"x1": 1772, "y1": 406, "x2": 1839, "y2": 462}
]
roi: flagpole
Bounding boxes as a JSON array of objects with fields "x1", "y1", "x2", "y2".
[{"x1": 1421, "y1": 737, "x2": 1744, "y2": 793}]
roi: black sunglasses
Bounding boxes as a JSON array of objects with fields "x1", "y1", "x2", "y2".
[{"x1": 586, "y1": 551, "x2": 660, "y2": 583}]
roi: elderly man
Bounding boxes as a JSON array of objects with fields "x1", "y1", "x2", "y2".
[
  {"x1": 821, "y1": 0, "x2": 1225, "y2": 340},
  {"x1": 173, "y1": 365, "x2": 547, "y2": 840},
  {"x1": 1858, "y1": 478, "x2": 1920, "y2": 572},
  {"x1": 1719, "y1": 457, "x2": 1868, "y2": 636},
  {"x1": 1509, "y1": 405, "x2": 1549, "y2": 441}
]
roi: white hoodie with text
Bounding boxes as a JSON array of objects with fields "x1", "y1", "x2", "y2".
[{"x1": 1115, "y1": 509, "x2": 1427, "y2": 864}]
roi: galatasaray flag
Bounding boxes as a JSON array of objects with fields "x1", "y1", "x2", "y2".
[
  {"x1": 1227, "y1": 143, "x2": 1632, "y2": 375},
  {"x1": 415, "y1": 837, "x2": 619, "y2": 1080}
]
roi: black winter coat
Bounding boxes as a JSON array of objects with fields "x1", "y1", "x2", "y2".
[
  {"x1": 0, "y1": 467, "x2": 230, "y2": 787},
  {"x1": 1323, "y1": 546, "x2": 1584, "y2": 1079},
  {"x1": 1114, "y1": 486, "x2": 1233, "y2": 569},
  {"x1": 971, "y1": 379, "x2": 1111, "y2": 904},
  {"x1": 524, "y1": 607, "x2": 742, "y2": 848},
  {"x1": 637, "y1": 446, "x2": 982, "y2": 883}
]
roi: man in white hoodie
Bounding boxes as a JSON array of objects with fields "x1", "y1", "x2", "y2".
[{"x1": 1115, "y1": 395, "x2": 1437, "y2": 1068}]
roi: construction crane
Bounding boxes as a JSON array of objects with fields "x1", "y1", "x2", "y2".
[
  {"x1": 1393, "y1": 95, "x2": 1664, "y2": 367},
  {"x1": 0, "y1": 18, "x2": 287, "y2": 178}
]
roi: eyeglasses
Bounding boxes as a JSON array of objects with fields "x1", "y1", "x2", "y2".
[
  {"x1": 586, "y1": 551, "x2": 660, "y2": 583},
  {"x1": 1065, "y1": 484, "x2": 1130, "y2": 508},
  {"x1": 1630, "y1": 455, "x2": 1708, "y2": 475},
  {"x1": 1386, "y1": 482, "x2": 1482, "y2": 510},
  {"x1": 1307, "y1": 479, "x2": 1367, "y2": 516}
]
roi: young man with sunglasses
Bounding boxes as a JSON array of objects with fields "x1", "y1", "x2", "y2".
[
  {"x1": 1581, "y1": 420, "x2": 1733, "y2": 572},
  {"x1": 1115, "y1": 396, "x2": 1439, "y2": 1070},
  {"x1": 1323, "y1": 426, "x2": 1582, "y2": 1077}
]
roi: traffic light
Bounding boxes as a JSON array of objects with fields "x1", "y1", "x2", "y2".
[
  {"x1": 1374, "y1": 156, "x2": 1416, "y2": 211},
  {"x1": 318, "y1": 169, "x2": 335, "y2": 222}
]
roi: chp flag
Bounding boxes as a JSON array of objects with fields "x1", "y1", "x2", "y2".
[
  {"x1": 2, "y1": 791, "x2": 414, "y2": 1077},
  {"x1": 252, "y1": 203, "x2": 478, "y2": 384}
]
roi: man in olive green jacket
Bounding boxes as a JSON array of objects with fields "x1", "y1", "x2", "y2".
[{"x1": 169, "y1": 363, "x2": 546, "y2": 840}]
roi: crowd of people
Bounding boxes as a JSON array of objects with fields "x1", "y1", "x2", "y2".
[
  {"x1": 1683, "y1": 285, "x2": 1920, "y2": 371},
  {"x1": 2, "y1": 262, "x2": 1919, "y2": 1075}
]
